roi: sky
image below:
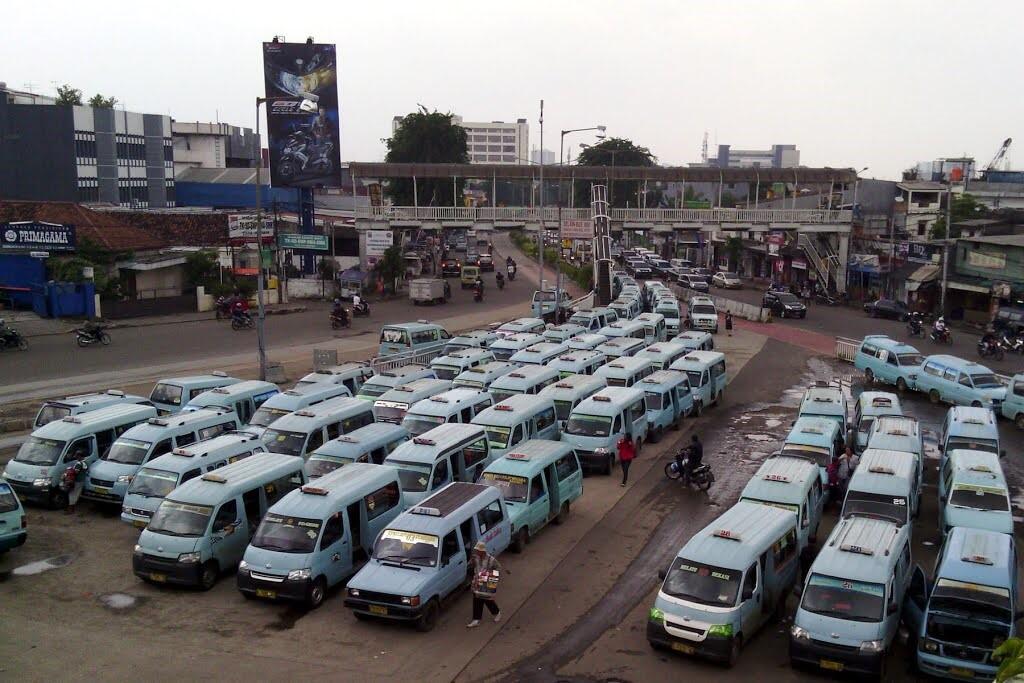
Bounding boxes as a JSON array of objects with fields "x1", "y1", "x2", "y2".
[{"x1": 4, "y1": 0, "x2": 1023, "y2": 180}]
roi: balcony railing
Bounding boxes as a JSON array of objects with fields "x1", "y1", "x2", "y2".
[{"x1": 356, "y1": 206, "x2": 852, "y2": 224}]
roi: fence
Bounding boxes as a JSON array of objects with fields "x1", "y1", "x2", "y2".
[
  {"x1": 367, "y1": 343, "x2": 447, "y2": 374},
  {"x1": 675, "y1": 288, "x2": 770, "y2": 323}
]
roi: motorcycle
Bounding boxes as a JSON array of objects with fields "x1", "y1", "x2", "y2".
[
  {"x1": 230, "y1": 312, "x2": 255, "y2": 331},
  {"x1": 977, "y1": 339, "x2": 1005, "y2": 361},
  {"x1": 906, "y1": 317, "x2": 924, "y2": 338},
  {"x1": 507, "y1": 266, "x2": 516, "y2": 282},
  {"x1": 663, "y1": 457, "x2": 715, "y2": 492},
  {"x1": 214, "y1": 296, "x2": 232, "y2": 320},
  {"x1": 473, "y1": 287, "x2": 484, "y2": 303},
  {"x1": 1001, "y1": 333, "x2": 1024, "y2": 355},
  {"x1": 352, "y1": 301, "x2": 370, "y2": 318},
  {"x1": 76, "y1": 325, "x2": 111, "y2": 347},
  {"x1": 330, "y1": 310, "x2": 350, "y2": 329},
  {"x1": 496, "y1": 273, "x2": 505, "y2": 290},
  {"x1": 0, "y1": 327, "x2": 28, "y2": 351},
  {"x1": 930, "y1": 326, "x2": 953, "y2": 345},
  {"x1": 815, "y1": 292, "x2": 837, "y2": 306},
  {"x1": 278, "y1": 130, "x2": 335, "y2": 181}
]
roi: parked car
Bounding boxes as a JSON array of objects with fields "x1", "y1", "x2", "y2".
[
  {"x1": 441, "y1": 258, "x2": 461, "y2": 278},
  {"x1": 477, "y1": 253, "x2": 494, "y2": 272},
  {"x1": 691, "y1": 267, "x2": 714, "y2": 284},
  {"x1": 711, "y1": 271, "x2": 742, "y2": 289},
  {"x1": 763, "y1": 291, "x2": 807, "y2": 318},
  {"x1": 863, "y1": 298, "x2": 909, "y2": 321},
  {"x1": 678, "y1": 274, "x2": 710, "y2": 293}
]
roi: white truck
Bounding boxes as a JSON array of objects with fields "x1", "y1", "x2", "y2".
[{"x1": 410, "y1": 278, "x2": 448, "y2": 305}]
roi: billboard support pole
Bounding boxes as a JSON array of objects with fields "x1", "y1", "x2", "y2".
[{"x1": 254, "y1": 96, "x2": 269, "y2": 381}]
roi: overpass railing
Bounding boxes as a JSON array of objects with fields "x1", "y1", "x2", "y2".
[{"x1": 357, "y1": 206, "x2": 852, "y2": 224}]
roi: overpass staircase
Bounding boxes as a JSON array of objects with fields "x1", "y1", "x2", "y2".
[{"x1": 798, "y1": 233, "x2": 843, "y2": 293}]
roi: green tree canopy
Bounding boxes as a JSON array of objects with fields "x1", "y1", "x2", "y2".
[
  {"x1": 929, "y1": 192, "x2": 986, "y2": 240},
  {"x1": 55, "y1": 84, "x2": 82, "y2": 106},
  {"x1": 88, "y1": 93, "x2": 117, "y2": 108},
  {"x1": 385, "y1": 107, "x2": 469, "y2": 206},
  {"x1": 183, "y1": 250, "x2": 220, "y2": 288},
  {"x1": 573, "y1": 137, "x2": 656, "y2": 208}
]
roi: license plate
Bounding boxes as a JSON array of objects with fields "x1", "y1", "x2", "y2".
[
  {"x1": 149, "y1": 572, "x2": 167, "y2": 583},
  {"x1": 671, "y1": 642, "x2": 695, "y2": 655},
  {"x1": 369, "y1": 605, "x2": 388, "y2": 616},
  {"x1": 256, "y1": 589, "x2": 277, "y2": 599},
  {"x1": 93, "y1": 487, "x2": 109, "y2": 495},
  {"x1": 133, "y1": 520, "x2": 147, "y2": 529},
  {"x1": 819, "y1": 659, "x2": 844, "y2": 672},
  {"x1": 949, "y1": 667, "x2": 975, "y2": 679}
]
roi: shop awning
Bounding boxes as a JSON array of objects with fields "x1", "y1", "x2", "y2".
[
  {"x1": 905, "y1": 264, "x2": 940, "y2": 291},
  {"x1": 947, "y1": 280, "x2": 990, "y2": 294}
]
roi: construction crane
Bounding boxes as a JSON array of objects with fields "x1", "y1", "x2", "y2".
[{"x1": 987, "y1": 137, "x2": 1012, "y2": 171}]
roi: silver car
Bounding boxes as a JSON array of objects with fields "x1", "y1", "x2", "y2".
[{"x1": 712, "y1": 271, "x2": 742, "y2": 289}]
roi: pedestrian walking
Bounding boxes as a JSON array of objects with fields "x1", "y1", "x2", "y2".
[
  {"x1": 467, "y1": 542, "x2": 503, "y2": 628},
  {"x1": 60, "y1": 456, "x2": 88, "y2": 514},
  {"x1": 725, "y1": 311, "x2": 733, "y2": 336},
  {"x1": 826, "y1": 457, "x2": 841, "y2": 509},
  {"x1": 617, "y1": 435, "x2": 637, "y2": 487}
]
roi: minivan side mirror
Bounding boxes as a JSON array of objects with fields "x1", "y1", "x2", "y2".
[
  {"x1": 792, "y1": 584, "x2": 803, "y2": 597},
  {"x1": 741, "y1": 588, "x2": 754, "y2": 601},
  {"x1": 887, "y1": 603, "x2": 898, "y2": 616},
  {"x1": 658, "y1": 569, "x2": 667, "y2": 581},
  {"x1": 1000, "y1": 449, "x2": 1007, "y2": 459},
  {"x1": 936, "y1": 443, "x2": 944, "y2": 452}
]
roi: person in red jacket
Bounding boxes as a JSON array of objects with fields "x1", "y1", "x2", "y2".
[{"x1": 617, "y1": 436, "x2": 637, "y2": 487}]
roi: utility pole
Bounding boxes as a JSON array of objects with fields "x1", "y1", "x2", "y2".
[
  {"x1": 940, "y1": 181, "x2": 952, "y2": 316},
  {"x1": 538, "y1": 100, "x2": 545, "y2": 291},
  {"x1": 254, "y1": 97, "x2": 269, "y2": 381}
]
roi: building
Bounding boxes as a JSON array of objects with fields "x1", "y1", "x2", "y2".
[
  {"x1": 955, "y1": 182, "x2": 1024, "y2": 211},
  {"x1": 0, "y1": 84, "x2": 175, "y2": 207},
  {"x1": 171, "y1": 121, "x2": 260, "y2": 176},
  {"x1": 391, "y1": 114, "x2": 529, "y2": 165},
  {"x1": 913, "y1": 157, "x2": 975, "y2": 183},
  {"x1": 708, "y1": 144, "x2": 799, "y2": 169},
  {"x1": 946, "y1": 234, "x2": 1024, "y2": 324},
  {"x1": 894, "y1": 181, "x2": 948, "y2": 240},
  {"x1": 530, "y1": 147, "x2": 555, "y2": 165}
]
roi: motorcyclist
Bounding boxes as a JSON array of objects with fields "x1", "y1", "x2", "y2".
[
  {"x1": 232, "y1": 300, "x2": 249, "y2": 324},
  {"x1": 932, "y1": 316, "x2": 948, "y2": 340},
  {"x1": 981, "y1": 326, "x2": 999, "y2": 352},
  {"x1": 676, "y1": 434, "x2": 703, "y2": 484},
  {"x1": 495, "y1": 271, "x2": 505, "y2": 288},
  {"x1": 474, "y1": 277, "x2": 484, "y2": 301},
  {"x1": 82, "y1": 318, "x2": 103, "y2": 339},
  {"x1": 331, "y1": 298, "x2": 349, "y2": 325},
  {"x1": 908, "y1": 311, "x2": 923, "y2": 333},
  {"x1": 0, "y1": 320, "x2": 16, "y2": 345},
  {"x1": 352, "y1": 293, "x2": 364, "y2": 314}
]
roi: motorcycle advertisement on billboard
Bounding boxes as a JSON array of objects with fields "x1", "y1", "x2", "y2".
[{"x1": 262, "y1": 41, "x2": 341, "y2": 188}]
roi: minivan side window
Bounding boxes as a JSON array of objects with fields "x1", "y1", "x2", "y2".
[
  {"x1": 365, "y1": 482, "x2": 400, "y2": 521},
  {"x1": 1015, "y1": 381, "x2": 1024, "y2": 397},
  {"x1": 176, "y1": 432, "x2": 198, "y2": 448},
  {"x1": 958, "y1": 374, "x2": 972, "y2": 388},
  {"x1": 629, "y1": 400, "x2": 645, "y2": 423},
  {"x1": 66, "y1": 437, "x2": 93, "y2": 462},
  {"x1": 742, "y1": 565, "x2": 757, "y2": 597},
  {"x1": 320, "y1": 512, "x2": 344, "y2": 549},
  {"x1": 510, "y1": 424, "x2": 524, "y2": 446},
  {"x1": 198, "y1": 422, "x2": 232, "y2": 441},
  {"x1": 555, "y1": 454, "x2": 580, "y2": 480},
  {"x1": 236, "y1": 400, "x2": 253, "y2": 423},
  {"x1": 463, "y1": 437, "x2": 488, "y2": 470},
  {"x1": 265, "y1": 472, "x2": 302, "y2": 507},
  {"x1": 342, "y1": 412, "x2": 374, "y2": 433},
  {"x1": 151, "y1": 438, "x2": 173, "y2": 459},
  {"x1": 529, "y1": 476, "x2": 545, "y2": 503},
  {"x1": 943, "y1": 368, "x2": 958, "y2": 382},
  {"x1": 306, "y1": 429, "x2": 325, "y2": 454},
  {"x1": 772, "y1": 528, "x2": 798, "y2": 568},
  {"x1": 432, "y1": 459, "x2": 449, "y2": 489},
  {"x1": 213, "y1": 499, "x2": 238, "y2": 531},
  {"x1": 326, "y1": 422, "x2": 341, "y2": 440},
  {"x1": 96, "y1": 428, "x2": 116, "y2": 457},
  {"x1": 181, "y1": 467, "x2": 202, "y2": 483},
  {"x1": 535, "y1": 407, "x2": 556, "y2": 432},
  {"x1": 441, "y1": 531, "x2": 459, "y2": 565},
  {"x1": 477, "y1": 500, "x2": 503, "y2": 534}
]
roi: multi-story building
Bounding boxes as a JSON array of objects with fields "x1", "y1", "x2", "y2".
[
  {"x1": 391, "y1": 114, "x2": 529, "y2": 165},
  {"x1": 708, "y1": 144, "x2": 800, "y2": 169},
  {"x1": 530, "y1": 147, "x2": 555, "y2": 165},
  {"x1": 895, "y1": 181, "x2": 948, "y2": 240},
  {"x1": 171, "y1": 121, "x2": 260, "y2": 176},
  {"x1": 0, "y1": 84, "x2": 175, "y2": 207}
]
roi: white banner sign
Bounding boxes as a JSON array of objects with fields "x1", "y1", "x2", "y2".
[
  {"x1": 228, "y1": 214, "x2": 274, "y2": 240},
  {"x1": 561, "y1": 219, "x2": 594, "y2": 241},
  {"x1": 366, "y1": 230, "x2": 394, "y2": 257}
]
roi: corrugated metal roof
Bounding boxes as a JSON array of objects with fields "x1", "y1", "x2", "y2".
[{"x1": 958, "y1": 233, "x2": 1024, "y2": 247}]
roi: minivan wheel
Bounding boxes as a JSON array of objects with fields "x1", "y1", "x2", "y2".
[
  {"x1": 693, "y1": 401, "x2": 703, "y2": 417},
  {"x1": 416, "y1": 599, "x2": 439, "y2": 632},
  {"x1": 727, "y1": 635, "x2": 743, "y2": 668},
  {"x1": 929, "y1": 389, "x2": 941, "y2": 404},
  {"x1": 864, "y1": 368, "x2": 874, "y2": 385},
  {"x1": 50, "y1": 490, "x2": 68, "y2": 510},
  {"x1": 307, "y1": 577, "x2": 327, "y2": 609},
  {"x1": 606, "y1": 454, "x2": 614, "y2": 475},
  {"x1": 971, "y1": 401, "x2": 983, "y2": 408},
  {"x1": 199, "y1": 561, "x2": 219, "y2": 591},
  {"x1": 896, "y1": 377, "x2": 908, "y2": 392},
  {"x1": 554, "y1": 501, "x2": 569, "y2": 525},
  {"x1": 649, "y1": 427, "x2": 661, "y2": 444},
  {"x1": 1015, "y1": 414, "x2": 1024, "y2": 430},
  {"x1": 512, "y1": 527, "x2": 529, "y2": 553}
]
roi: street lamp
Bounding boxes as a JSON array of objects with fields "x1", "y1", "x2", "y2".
[
  {"x1": 556, "y1": 126, "x2": 606, "y2": 312},
  {"x1": 254, "y1": 93, "x2": 319, "y2": 380}
]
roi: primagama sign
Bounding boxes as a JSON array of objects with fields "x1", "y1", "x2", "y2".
[{"x1": 1, "y1": 221, "x2": 77, "y2": 252}]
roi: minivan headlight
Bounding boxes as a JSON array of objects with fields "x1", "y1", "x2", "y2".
[
  {"x1": 594, "y1": 447, "x2": 609, "y2": 455},
  {"x1": 400, "y1": 595, "x2": 421, "y2": 606},
  {"x1": 921, "y1": 637, "x2": 939, "y2": 653},
  {"x1": 238, "y1": 560, "x2": 250, "y2": 572},
  {"x1": 178, "y1": 552, "x2": 201, "y2": 563},
  {"x1": 648, "y1": 607, "x2": 664, "y2": 624},
  {"x1": 790, "y1": 625, "x2": 810, "y2": 641},
  {"x1": 859, "y1": 639, "x2": 884, "y2": 653},
  {"x1": 287, "y1": 568, "x2": 311, "y2": 581},
  {"x1": 348, "y1": 588, "x2": 361, "y2": 597},
  {"x1": 117, "y1": 475, "x2": 134, "y2": 484},
  {"x1": 708, "y1": 623, "x2": 733, "y2": 638},
  {"x1": 33, "y1": 478, "x2": 51, "y2": 488},
  {"x1": 133, "y1": 544, "x2": 143, "y2": 556}
]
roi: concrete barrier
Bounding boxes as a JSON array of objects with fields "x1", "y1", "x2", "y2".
[{"x1": 676, "y1": 288, "x2": 770, "y2": 323}]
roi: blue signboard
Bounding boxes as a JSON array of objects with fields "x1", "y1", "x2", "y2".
[{"x1": 1, "y1": 221, "x2": 77, "y2": 252}]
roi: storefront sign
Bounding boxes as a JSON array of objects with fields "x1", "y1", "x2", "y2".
[
  {"x1": 366, "y1": 230, "x2": 393, "y2": 257},
  {"x1": 1, "y1": 221, "x2": 76, "y2": 252},
  {"x1": 278, "y1": 234, "x2": 328, "y2": 251},
  {"x1": 791, "y1": 258, "x2": 807, "y2": 270},
  {"x1": 228, "y1": 214, "x2": 274, "y2": 240},
  {"x1": 906, "y1": 241, "x2": 942, "y2": 264},
  {"x1": 561, "y1": 219, "x2": 594, "y2": 240}
]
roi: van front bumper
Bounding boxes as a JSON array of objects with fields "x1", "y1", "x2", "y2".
[
  {"x1": 82, "y1": 481, "x2": 129, "y2": 504},
  {"x1": 236, "y1": 568, "x2": 311, "y2": 602},
  {"x1": 0, "y1": 531, "x2": 27, "y2": 552},
  {"x1": 917, "y1": 650, "x2": 996, "y2": 680},
  {"x1": 133, "y1": 553, "x2": 203, "y2": 587},
  {"x1": 3, "y1": 477, "x2": 54, "y2": 504},
  {"x1": 344, "y1": 596, "x2": 423, "y2": 621},
  {"x1": 646, "y1": 621, "x2": 733, "y2": 662},
  {"x1": 789, "y1": 635, "x2": 883, "y2": 676},
  {"x1": 573, "y1": 449, "x2": 613, "y2": 471}
]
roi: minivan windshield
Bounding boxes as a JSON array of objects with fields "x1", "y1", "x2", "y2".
[
  {"x1": 248, "y1": 406, "x2": 291, "y2": 428},
  {"x1": 897, "y1": 353, "x2": 924, "y2": 366},
  {"x1": 431, "y1": 365, "x2": 460, "y2": 381},
  {"x1": 691, "y1": 305, "x2": 716, "y2": 315},
  {"x1": 946, "y1": 437, "x2": 998, "y2": 454},
  {"x1": 403, "y1": 414, "x2": 446, "y2": 437},
  {"x1": 252, "y1": 513, "x2": 322, "y2": 553},
  {"x1": 390, "y1": 462, "x2": 433, "y2": 492},
  {"x1": 842, "y1": 490, "x2": 909, "y2": 525},
  {"x1": 128, "y1": 468, "x2": 178, "y2": 498},
  {"x1": 35, "y1": 404, "x2": 71, "y2": 426},
  {"x1": 662, "y1": 558, "x2": 741, "y2": 607},
  {"x1": 780, "y1": 444, "x2": 831, "y2": 468},
  {"x1": 802, "y1": 573, "x2": 884, "y2": 622},
  {"x1": 949, "y1": 485, "x2": 1010, "y2": 511},
  {"x1": 970, "y1": 374, "x2": 1002, "y2": 389},
  {"x1": 150, "y1": 383, "x2": 184, "y2": 406},
  {"x1": 14, "y1": 437, "x2": 66, "y2": 465},
  {"x1": 481, "y1": 472, "x2": 528, "y2": 503},
  {"x1": 264, "y1": 429, "x2": 308, "y2": 457},
  {"x1": 305, "y1": 455, "x2": 346, "y2": 478},
  {"x1": 373, "y1": 528, "x2": 438, "y2": 567},
  {"x1": 148, "y1": 500, "x2": 212, "y2": 537},
  {"x1": 480, "y1": 425, "x2": 511, "y2": 449},
  {"x1": 358, "y1": 383, "x2": 389, "y2": 399},
  {"x1": 104, "y1": 438, "x2": 152, "y2": 465},
  {"x1": 553, "y1": 400, "x2": 574, "y2": 421},
  {"x1": 930, "y1": 578, "x2": 1011, "y2": 624},
  {"x1": 564, "y1": 414, "x2": 612, "y2": 437},
  {"x1": 0, "y1": 483, "x2": 19, "y2": 513}
]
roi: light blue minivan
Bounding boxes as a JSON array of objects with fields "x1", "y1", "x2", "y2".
[
  {"x1": 471, "y1": 394, "x2": 560, "y2": 461},
  {"x1": 648, "y1": 501, "x2": 800, "y2": 667},
  {"x1": 1001, "y1": 373, "x2": 1024, "y2": 428},
  {"x1": 356, "y1": 364, "x2": 436, "y2": 402},
  {"x1": 0, "y1": 482, "x2": 27, "y2": 553},
  {"x1": 842, "y1": 448, "x2": 919, "y2": 524},
  {"x1": 185, "y1": 380, "x2": 280, "y2": 425},
  {"x1": 938, "y1": 449, "x2": 1012, "y2": 537},
  {"x1": 237, "y1": 463, "x2": 405, "y2": 608},
  {"x1": 33, "y1": 389, "x2": 151, "y2": 429},
  {"x1": 378, "y1": 321, "x2": 451, "y2": 356},
  {"x1": 595, "y1": 336, "x2": 648, "y2": 361},
  {"x1": 489, "y1": 332, "x2": 546, "y2": 362},
  {"x1": 451, "y1": 361, "x2": 517, "y2": 393},
  {"x1": 263, "y1": 397, "x2": 375, "y2": 460},
  {"x1": 854, "y1": 335, "x2": 924, "y2": 392},
  {"x1": 149, "y1": 372, "x2": 240, "y2": 415},
  {"x1": 916, "y1": 355, "x2": 1006, "y2": 409},
  {"x1": 372, "y1": 378, "x2": 452, "y2": 424},
  {"x1": 852, "y1": 391, "x2": 903, "y2": 454},
  {"x1": 562, "y1": 386, "x2": 648, "y2": 474},
  {"x1": 939, "y1": 406, "x2": 1004, "y2": 467},
  {"x1": 548, "y1": 350, "x2": 607, "y2": 378},
  {"x1": 133, "y1": 452, "x2": 306, "y2": 590},
  {"x1": 244, "y1": 382, "x2": 354, "y2": 437},
  {"x1": 481, "y1": 439, "x2": 582, "y2": 552},
  {"x1": 383, "y1": 424, "x2": 492, "y2": 507},
  {"x1": 429, "y1": 347, "x2": 495, "y2": 381},
  {"x1": 595, "y1": 356, "x2": 655, "y2": 388},
  {"x1": 543, "y1": 323, "x2": 587, "y2": 343},
  {"x1": 486, "y1": 366, "x2": 559, "y2": 404},
  {"x1": 509, "y1": 342, "x2": 570, "y2": 368},
  {"x1": 400, "y1": 388, "x2": 493, "y2": 437},
  {"x1": 740, "y1": 455, "x2": 824, "y2": 551},
  {"x1": 905, "y1": 527, "x2": 1018, "y2": 680},
  {"x1": 797, "y1": 383, "x2": 849, "y2": 443},
  {"x1": 639, "y1": 370, "x2": 693, "y2": 442},
  {"x1": 304, "y1": 423, "x2": 410, "y2": 478},
  {"x1": 3, "y1": 403, "x2": 157, "y2": 508},
  {"x1": 669, "y1": 351, "x2": 727, "y2": 414},
  {"x1": 293, "y1": 362, "x2": 374, "y2": 395},
  {"x1": 344, "y1": 481, "x2": 511, "y2": 631},
  {"x1": 780, "y1": 417, "x2": 844, "y2": 487},
  {"x1": 538, "y1": 374, "x2": 607, "y2": 429},
  {"x1": 676, "y1": 330, "x2": 714, "y2": 352},
  {"x1": 567, "y1": 333, "x2": 609, "y2": 352},
  {"x1": 867, "y1": 415, "x2": 925, "y2": 495},
  {"x1": 637, "y1": 340, "x2": 689, "y2": 371}
]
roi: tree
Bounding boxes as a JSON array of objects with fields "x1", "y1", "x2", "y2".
[
  {"x1": 385, "y1": 107, "x2": 469, "y2": 206},
  {"x1": 88, "y1": 93, "x2": 117, "y2": 108},
  {"x1": 374, "y1": 246, "x2": 405, "y2": 295},
  {"x1": 55, "y1": 84, "x2": 82, "y2": 106},
  {"x1": 574, "y1": 137, "x2": 656, "y2": 208},
  {"x1": 183, "y1": 250, "x2": 220, "y2": 288},
  {"x1": 725, "y1": 236, "x2": 743, "y2": 270},
  {"x1": 719, "y1": 191, "x2": 738, "y2": 209},
  {"x1": 929, "y1": 192, "x2": 985, "y2": 240}
]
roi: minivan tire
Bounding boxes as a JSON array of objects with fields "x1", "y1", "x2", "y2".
[
  {"x1": 896, "y1": 377, "x2": 908, "y2": 392},
  {"x1": 727, "y1": 634, "x2": 743, "y2": 668},
  {"x1": 416, "y1": 599, "x2": 439, "y2": 632},
  {"x1": 307, "y1": 577, "x2": 327, "y2": 609},
  {"x1": 50, "y1": 490, "x2": 68, "y2": 510},
  {"x1": 649, "y1": 427, "x2": 661, "y2": 444},
  {"x1": 1015, "y1": 413, "x2": 1024, "y2": 430},
  {"x1": 512, "y1": 527, "x2": 529, "y2": 553},
  {"x1": 864, "y1": 368, "x2": 875, "y2": 385},
  {"x1": 554, "y1": 501, "x2": 569, "y2": 525},
  {"x1": 929, "y1": 389, "x2": 941, "y2": 404},
  {"x1": 605, "y1": 454, "x2": 614, "y2": 475},
  {"x1": 199, "y1": 561, "x2": 219, "y2": 591},
  {"x1": 693, "y1": 401, "x2": 703, "y2": 417}
]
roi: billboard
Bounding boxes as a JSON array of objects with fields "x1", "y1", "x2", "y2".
[
  {"x1": 561, "y1": 219, "x2": 594, "y2": 240},
  {"x1": 366, "y1": 230, "x2": 393, "y2": 257},
  {"x1": 227, "y1": 214, "x2": 274, "y2": 241},
  {"x1": 278, "y1": 233, "x2": 328, "y2": 251},
  {"x1": 262, "y1": 41, "x2": 341, "y2": 188},
  {"x1": 1, "y1": 221, "x2": 76, "y2": 252}
]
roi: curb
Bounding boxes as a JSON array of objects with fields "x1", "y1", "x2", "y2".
[{"x1": 21, "y1": 306, "x2": 309, "y2": 338}]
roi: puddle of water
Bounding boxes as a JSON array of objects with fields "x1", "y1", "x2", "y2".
[
  {"x1": 746, "y1": 434, "x2": 776, "y2": 442},
  {"x1": 764, "y1": 418, "x2": 782, "y2": 429},
  {"x1": 98, "y1": 593, "x2": 138, "y2": 610},
  {"x1": 12, "y1": 554, "x2": 73, "y2": 576}
]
